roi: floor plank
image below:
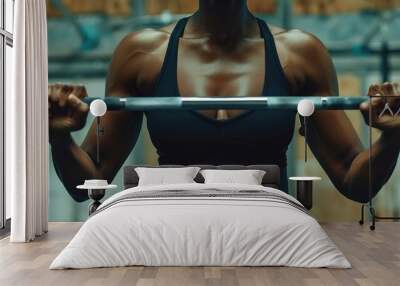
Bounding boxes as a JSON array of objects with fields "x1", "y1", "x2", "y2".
[{"x1": 0, "y1": 222, "x2": 399, "y2": 286}]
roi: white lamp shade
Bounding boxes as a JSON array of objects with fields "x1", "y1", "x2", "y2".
[
  {"x1": 297, "y1": 99, "x2": 315, "y2": 117},
  {"x1": 90, "y1": 99, "x2": 107, "y2": 117}
]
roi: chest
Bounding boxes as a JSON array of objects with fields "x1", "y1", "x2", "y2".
[
  {"x1": 177, "y1": 39, "x2": 267, "y2": 98},
  {"x1": 140, "y1": 35, "x2": 300, "y2": 100}
]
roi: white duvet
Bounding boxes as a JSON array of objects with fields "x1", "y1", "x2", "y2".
[{"x1": 50, "y1": 183, "x2": 351, "y2": 269}]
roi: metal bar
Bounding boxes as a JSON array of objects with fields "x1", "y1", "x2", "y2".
[
  {"x1": 304, "y1": 117, "x2": 308, "y2": 162},
  {"x1": 83, "y1": 96, "x2": 369, "y2": 111},
  {"x1": 381, "y1": 42, "x2": 390, "y2": 82},
  {"x1": 109, "y1": 14, "x2": 189, "y2": 31},
  {"x1": 330, "y1": 46, "x2": 400, "y2": 56},
  {"x1": 0, "y1": 29, "x2": 12, "y2": 40},
  {"x1": 96, "y1": 117, "x2": 100, "y2": 164},
  {"x1": 50, "y1": 0, "x2": 98, "y2": 50},
  {"x1": 5, "y1": 36, "x2": 11, "y2": 46},
  {"x1": 374, "y1": 215, "x2": 400, "y2": 221},
  {"x1": 132, "y1": 0, "x2": 145, "y2": 18},
  {"x1": 368, "y1": 97, "x2": 375, "y2": 231},
  {"x1": 280, "y1": 0, "x2": 292, "y2": 30}
]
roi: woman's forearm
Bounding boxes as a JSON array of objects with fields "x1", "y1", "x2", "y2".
[
  {"x1": 50, "y1": 133, "x2": 100, "y2": 202},
  {"x1": 343, "y1": 131, "x2": 400, "y2": 203}
]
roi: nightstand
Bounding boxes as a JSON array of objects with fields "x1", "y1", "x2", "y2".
[
  {"x1": 77, "y1": 180, "x2": 117, "y2": 215},
  {"x1": 289, "y1": 177, "x2": 321, "y2": 210}
]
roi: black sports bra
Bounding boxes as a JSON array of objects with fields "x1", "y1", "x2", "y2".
[{"x1": 145, "y1": 17, "x2": 296, "y2": 192}]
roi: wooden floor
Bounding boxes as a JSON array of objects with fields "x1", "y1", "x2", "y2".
[{"x1": 0, "y1": 222, "x2": 399, "y2": 286}]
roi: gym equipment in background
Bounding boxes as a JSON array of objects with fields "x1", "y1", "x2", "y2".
[{"x1": 360, "y1": 95, "x2": 400, "y2": 230}]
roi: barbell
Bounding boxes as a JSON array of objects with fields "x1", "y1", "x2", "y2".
[{"x1": 83, "y1": 96, "x2": 372, "y2": 112}]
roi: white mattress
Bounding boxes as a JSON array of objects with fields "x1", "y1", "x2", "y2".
[{"x1": 50, "y1": 183, "x2": 351, "y2": 269}]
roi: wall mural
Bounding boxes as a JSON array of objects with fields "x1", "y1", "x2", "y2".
[{"x1": 47, "y1": 0, "x2": 400, "y2": 223}]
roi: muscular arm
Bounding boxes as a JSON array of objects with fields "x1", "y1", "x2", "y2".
[
  {"x1": 50, "y1": 30, "x2": 167, "y2": 201},
  {"x1": 289, "y1": 31, "x2": 400, "y2": 203}
]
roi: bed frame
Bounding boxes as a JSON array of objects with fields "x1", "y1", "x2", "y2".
[
  {"x1": 124, "y1": 165, "x2": 281, "y2": 190},
  {"x1": 123, "y1": 165, "x2": 317, "y2": 210}
]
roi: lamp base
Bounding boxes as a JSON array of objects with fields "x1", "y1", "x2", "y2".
[
  {"x1": 88, "y1": 189, "x2": 105, "y2": 215},
  {"x1": 296, "y1": 181, "x2": 313, "y2": 210}
]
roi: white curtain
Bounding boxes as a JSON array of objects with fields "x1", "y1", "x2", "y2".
[{"x1": 7, "y1": 0, "x2": 49, "y2": 242}]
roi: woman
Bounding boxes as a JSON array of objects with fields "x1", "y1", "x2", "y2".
[{"x1": 49, "y1": 0, "x2": 400, "y2": 203}]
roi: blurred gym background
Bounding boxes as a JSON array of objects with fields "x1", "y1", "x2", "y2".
[{"x1": 47, "y1": 0, "x2": 400, "y2": 221}]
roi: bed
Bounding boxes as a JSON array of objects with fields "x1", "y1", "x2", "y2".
[{"x1": 50, "y1": 165, "x2": 351, "y2": 269}]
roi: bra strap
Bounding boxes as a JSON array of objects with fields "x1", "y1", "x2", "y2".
[
  {"x1": 256, "y1": 18, "x2": 289, "y2": 94},
  {"x1": 154, "y1": 17, "x2": 189, "y2": 96}
]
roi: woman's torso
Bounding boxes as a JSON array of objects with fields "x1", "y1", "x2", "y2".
[{"x1": 142, "y1": 17, "x2": 297, "y2": 191}]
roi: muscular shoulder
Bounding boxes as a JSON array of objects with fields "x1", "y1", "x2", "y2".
[
  {"x1": 271, "y1": 26, "x2": 330, "y2": 65},
  {"x1": 107, "y1": 25, "x2": 177, "y2": 96},
  {"x1": 115, "y1": 22, "x2": 178, "y2": 56},
  {"x1": 270, "y1": 26, "x2": 337, "y2": 95},
  {"x1": 115, "y1": 28, "x2": 170, "y2": 59}
]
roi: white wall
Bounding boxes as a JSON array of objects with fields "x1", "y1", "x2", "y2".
[{"x1": 5, "y1": 44, "x2": 12, "y2": 219}]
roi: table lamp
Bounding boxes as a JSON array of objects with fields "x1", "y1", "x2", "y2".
[
  {"x1": 89, "y1": 99, "x2": 107, "y2": 164},
  {"x1": 297, "y1": 99, "x2": 315, "y2": 162},
  {"x1": 290, "y1": 99, "x2": 320, "y2": 210}
]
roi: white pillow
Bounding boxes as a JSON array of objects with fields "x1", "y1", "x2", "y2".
[
  {"x1": 200, "y1": 169, "x2": 266, "y2": 185},
  {"x1": 135, "y1": 167, "x2": 201, "y2": 186}
]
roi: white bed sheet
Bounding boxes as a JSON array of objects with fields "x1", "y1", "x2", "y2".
[{"x1": 50, "y1": 183, "x2": 351, "y2": 269}]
